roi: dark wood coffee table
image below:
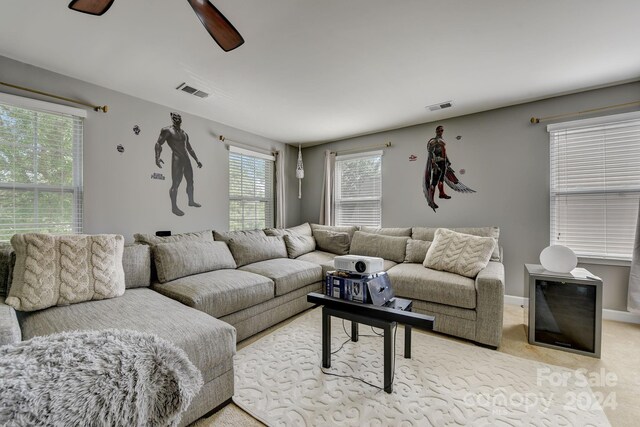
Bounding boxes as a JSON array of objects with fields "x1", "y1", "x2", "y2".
[{"x1": 306, "y1": 292, "x2": 435, "y2": 393}]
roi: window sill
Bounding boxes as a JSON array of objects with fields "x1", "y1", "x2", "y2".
[{"x1": 577, "y1": 257, "x2": 631, "y2": 267}]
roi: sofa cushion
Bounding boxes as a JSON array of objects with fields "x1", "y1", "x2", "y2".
[
  {"x1": 239, "y1": 258, "x2": 322, "y2": 296},
  {"x1": 134, "y1": 230, "x2": 213, "y2": 245},
  {"x1": 264, "y1": 223, "x2": 312, "y2": 237},
  {"x1": 405, "y1": 239, "x2": 431, "y2": 263},
  {"x1": 296, "y1": 250, "x2": 336, "y2": 265},
  {"x1": 412, "y1": 226, "x2": 501, "y2": 261},
  {"x1": 310, "y1": 224, "x2": 359, "y2": 241},
  {"x1": 153, "y1": 269, "x2": 274, "y2": 318},
  {"x1": 283, "y1": 234, "x2": 316, "y2": 258},
  {"x1": 227, "y1": 236, "x2": 287, "y2": 267},
  {"x1": 349, "y1": 231, "x2": 409, "y2": 263},
  {"x1": 18, "y1": 288, "x2": 235, "y2": 384},
  {"x1": 387, "y1": 263, "x2": 476, "y2": 309},
  {"x1": 153, "y1": 241, "x2": 237, "y2": 283},
  {"x1": 423, "y1": 228, "x2": 496, "y2": 278},
  {"x1": 313, "y1": 230, "x2": 350, "y2": 255},
  {"x1": 360, "y1": 226, "x2": 412, "y2": 237},
  {"x1": 0, "y1": 297, "x2": 21, "y2": 345},
  {"x1": 7, "y1": 234, "x2": 125, "y2": 312},
  {"x1": 123, "y1": 244, "x2": 151, "y2": 289},
  {"x1": 213, "y1": 229, "x2": 266, "y2": 242}
]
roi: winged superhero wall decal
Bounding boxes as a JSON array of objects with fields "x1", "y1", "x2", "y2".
[{"x1": 423, "y1": 125, "x2": 475, "y2": 212}]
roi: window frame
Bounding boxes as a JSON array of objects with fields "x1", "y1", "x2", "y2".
[
  {"x1": 0, "y1": 92, "x2": 85, "y2": 242},
  {"x1": 228, "y1": 145, "x2": 275, "y2": 231},
  {"x1": 334, "y1": 150, "x2": 383, "y2": 227},
  {"x1": 548, "y1": 111, "x2": 640, "y2": 263}
]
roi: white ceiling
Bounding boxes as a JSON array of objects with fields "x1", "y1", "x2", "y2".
[{"x1": 1, "y1": 1, "x2": 639, "y2": 145}]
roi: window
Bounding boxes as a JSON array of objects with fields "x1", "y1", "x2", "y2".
[
  {"x1": 334, "y1": 150, "x2": 382, "y2": 227},
  {"x1": 0, "y1": 93, "x2": 84, "y2": 242},
  {"x1": 548, "y1": 111, "x2": 640, "y2": 260},
  {"x1": 228, "y1": 146, "x2": 274, "y2": 231}
]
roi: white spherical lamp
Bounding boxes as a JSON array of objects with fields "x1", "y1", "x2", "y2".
[{"x1": 539, "y1": 245, "x2": 578, "y2": 273}]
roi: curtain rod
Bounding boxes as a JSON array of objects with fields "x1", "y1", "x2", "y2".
[
  {"x1": 332, "y1": 141, "x2": 392, "y2": 155},
  {"x1": 530, "y1": 100, "x2": 640, "y2": 124},
  {"x1": 0, "y1": 81, "x2": 108, "y2": 113},
  {"x1": 218, "y1": 135, "x2": 276, "y2": 156}
]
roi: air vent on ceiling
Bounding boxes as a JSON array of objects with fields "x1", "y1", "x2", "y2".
[
  {"x1": 426, "y1": 101, "x2": 453, "y2": 111},
  {"x1": 176, "y1": 82, "x2": 209, "y2": 99}
]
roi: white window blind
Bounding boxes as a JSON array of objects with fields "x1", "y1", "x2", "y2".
[
  {"x1": 228, "y1": 146, "x2": 274, "y2": 231},
  {"x1": 0, "y1": 94, "x2": 84, "y2": 242},
  {"x1": 548, "y1": 111, "x2": 640, "y2": 260},
  {"x1": 335, "y1": 150, "x2": 382, "y2": 227}
]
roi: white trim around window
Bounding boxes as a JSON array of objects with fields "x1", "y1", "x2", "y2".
[
  {"x1": 548, "y1": 110, "x2": 640, "y2": 261},
  {"x1": 334, "y1": 150, "x2": 383, "y2": 227}
]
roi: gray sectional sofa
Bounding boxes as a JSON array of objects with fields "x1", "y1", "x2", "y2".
[{"x1": 0, "y1": 222, "x2": 505, "y2": 425}]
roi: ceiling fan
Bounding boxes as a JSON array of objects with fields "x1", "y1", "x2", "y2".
[{"x1": 67, "y1": 0, "x2": 244, "y2": 52}]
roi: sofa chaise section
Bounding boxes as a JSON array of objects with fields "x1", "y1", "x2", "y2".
[{"x1": 0, "y1": 243, "x2": 236, "y2": 427}]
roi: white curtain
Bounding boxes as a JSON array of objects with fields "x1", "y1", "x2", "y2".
[
  {"x1": 319, "y1": 150, "x2": 336, "y2": 226},
  {"x1": 274, "y1": 150, "x2": 286, "y2": 228},
  {"x1": 628, "y1": 198, "x2": 640, "y2": 313}
]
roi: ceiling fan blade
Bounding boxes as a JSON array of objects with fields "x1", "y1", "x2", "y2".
[
  {"x1": 68, "y1": 0, "x2": 115, "y2": 16},
  {"x1": 187, "y1": 0, "x2": 244, "y2": 52}
]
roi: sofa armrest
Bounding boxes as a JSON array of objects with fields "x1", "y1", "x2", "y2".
[
  {"x1": 474, "y1": 261, "x2": 505, "y2": 347},
  {"x1": 0, "y1": 298, "x2": 21, "y2": 345}
]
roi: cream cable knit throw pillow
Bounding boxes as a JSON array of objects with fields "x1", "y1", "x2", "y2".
[
  {"x1": 423, "y1": 228, "x2": 496, "y2": 278},
  {"x1": 6, "y1": 234, "x2": 125, "y2": 311}
]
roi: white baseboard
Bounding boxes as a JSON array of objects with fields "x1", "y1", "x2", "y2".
[
  {"x1": 505, "y1": 295, "x2": 528, "y2": 307},
  {"x1": 504, "y1": 294, "x2": 640, "y2": 324},
  {"x1": 602, "y1": 309, "x2": 640, "y2": 324}
]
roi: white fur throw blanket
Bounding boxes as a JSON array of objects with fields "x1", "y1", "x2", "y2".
[{"x1": 0, "y1": 329, "x2": 203, "y2": 426}]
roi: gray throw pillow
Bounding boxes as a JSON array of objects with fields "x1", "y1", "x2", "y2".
[
  {"x1": 310, "y1": 224, "x2": 359, "y2": 241},
  {"x1": 283, "y1": 234, "x2": 316, "y2": 258},
  {"x1": 264, "y1": 223, "x2": 313, "y2": 237},
  {"x1": 423, "y1": 228, "x2": 496, "y2": 278},
  {"x1": 349, "y1": 231, "x2": 409, "y2": 263},
  {"x1": 313, "y1": 230, "x2": 350, "y2": 255},
  {"x1": 153, "y1": 241, "x2": 236, "y2": 283},
  {"x1": 405, "y1": 239, "x2": 432, "y2": 263},
  {"x1": 227, "y1": 236, "x2": 287, "y2": 267},
  {"x1": 6, "y1": 234, "x2": 125, "y2": 312},
  {"x1": 360, "y1": 226, "x2": 412, "y2": 237},
  {"x1": 213, "y1": 229, "x2": 266, "y2": 242}
]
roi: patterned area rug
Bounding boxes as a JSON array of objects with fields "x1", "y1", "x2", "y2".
[{"x1": 233, "y1": 308, "x2": 610, "y2": 427}]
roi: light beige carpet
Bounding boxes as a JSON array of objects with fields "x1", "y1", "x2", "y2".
[
  {"x1": 194, "y1": 304, "x2": 640, "y2": 427},
  {"x1": 229, "y1": 308, "x2": 609, "y2": 426}
]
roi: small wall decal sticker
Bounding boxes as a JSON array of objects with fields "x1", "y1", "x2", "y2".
[
  {"x1": 116, "y1": 144, "x2": 124, "y2": 153},
  {"x1": 423, "y1": 125, "x2": 475, "y2": 213},
  {"x1": 151, "y1": 173, "x2": 166, "y2": 180},
  {"x1": 409, "y1": 154, "x2": 418, "y2": 162},
  {"x1": 133, "y1": 125, "x2": 141, "y2": 135},
  {"x1": 155, "y1": 112, "x2": 203, "y2": 216}
]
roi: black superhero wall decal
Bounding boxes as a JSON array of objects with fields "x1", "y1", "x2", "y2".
[
  {"x1": 423, "y1": 125, "x2": 475, "y2": 212},
  {"x1": 155, "y1": 112, "x2": 203, "y2": 216}
]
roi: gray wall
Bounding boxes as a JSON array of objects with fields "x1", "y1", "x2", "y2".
[
  {"x1": 300, "y1": 81, "x2": 640, "y2": 311},
  {"x1": 0, "y1": 55, "x2": 301, "y2": 239}
]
